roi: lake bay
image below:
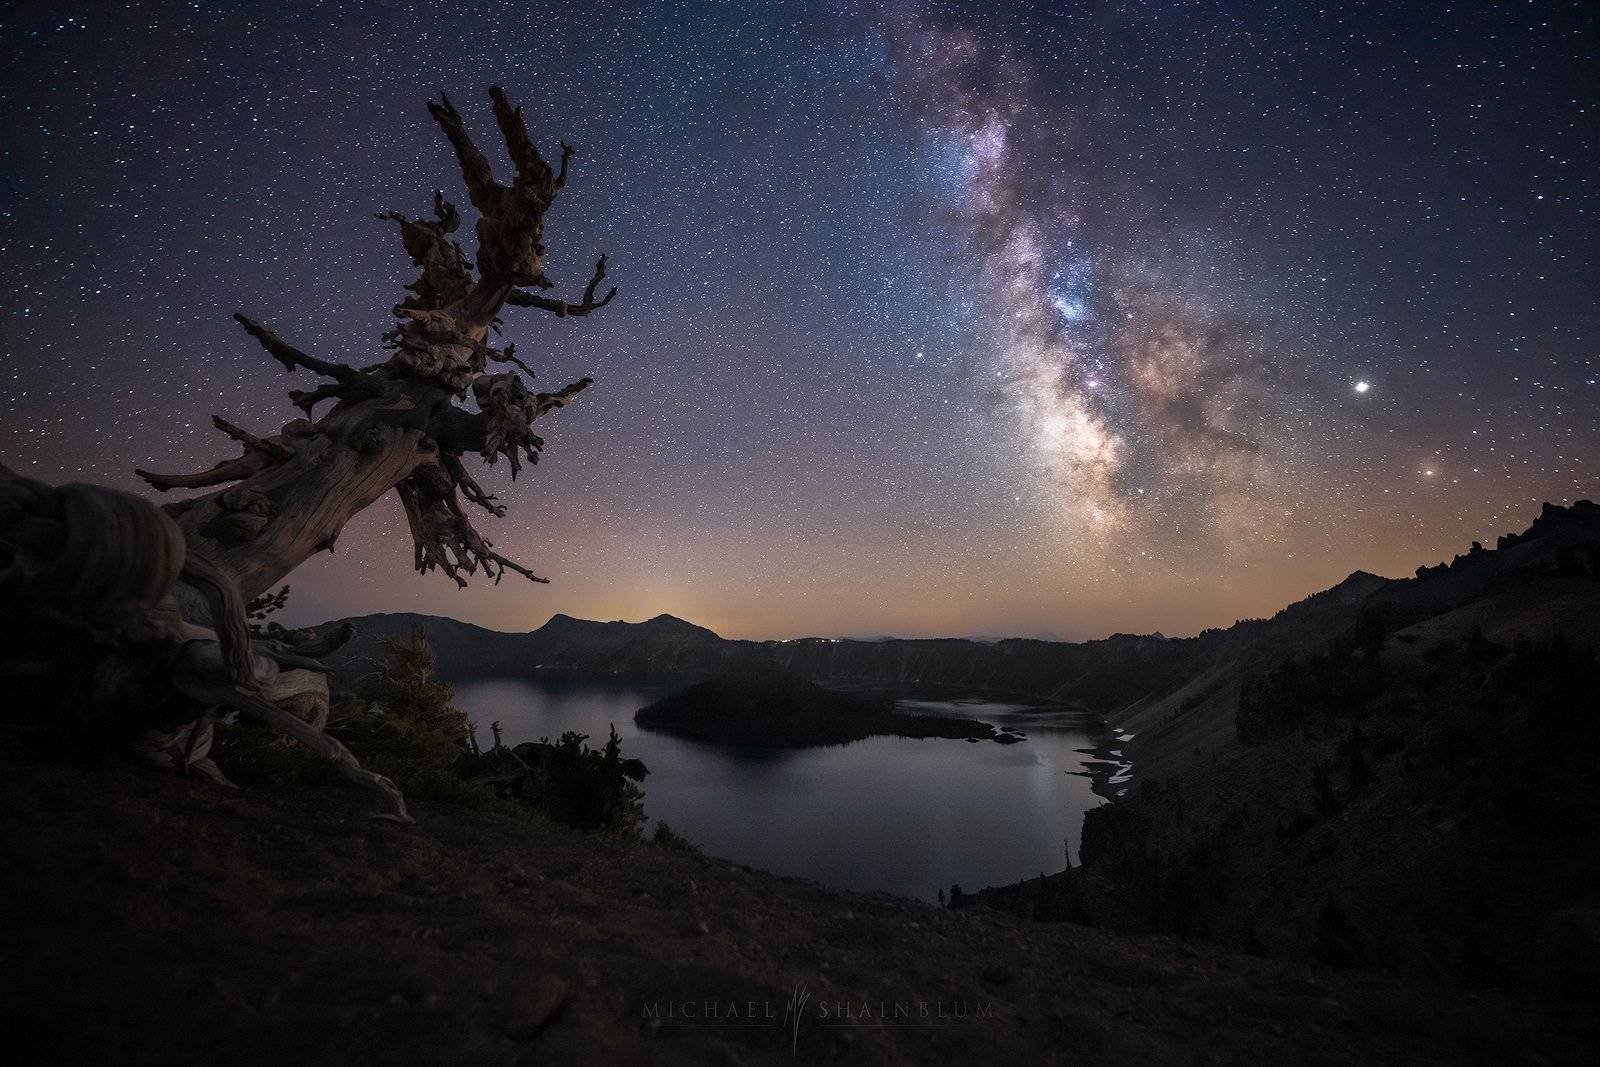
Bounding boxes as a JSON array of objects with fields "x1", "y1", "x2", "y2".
[{"x1": 453, "y1": 675, "x2": 1113, "y2": 901}]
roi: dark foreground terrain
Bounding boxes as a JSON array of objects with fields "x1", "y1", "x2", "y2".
[{"x1": 2, "y1": 749, "x2": 1591, "y2": 1066}]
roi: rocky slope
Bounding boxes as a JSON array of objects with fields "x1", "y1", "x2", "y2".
[
  {"x1": 962, "y1": 503, "x2": 1600, "y2": 996},
  {"x1": 2, "y1": 746, "x2": 1588, "y2": 1065}
]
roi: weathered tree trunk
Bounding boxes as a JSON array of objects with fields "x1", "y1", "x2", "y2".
[{"x1": 151, "y1": 407, "x2": 428, "y2": 601}]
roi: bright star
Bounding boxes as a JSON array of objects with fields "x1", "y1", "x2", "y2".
[{"x1": 1354, "y1": 380, "x2": 1371, "y2": 394}]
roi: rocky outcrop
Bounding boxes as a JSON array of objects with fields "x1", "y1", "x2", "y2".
[{"x1": 1059, "y1": 630, "x2": 1600, "y2": 988}]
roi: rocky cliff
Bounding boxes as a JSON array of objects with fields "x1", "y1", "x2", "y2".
[{"x1": 962, "y1": 501, "x2": 1600, "y2": 993}]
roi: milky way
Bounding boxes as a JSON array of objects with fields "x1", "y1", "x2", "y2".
[
  {"x1": 2, "y1": 1, "x2": 1595, "y2": 639},
  {"x1": 889, "y1": 10, "x2": 1282, "y2": 545}
]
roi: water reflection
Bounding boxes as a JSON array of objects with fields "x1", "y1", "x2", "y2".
[{"x1": 452, "y1": 674, "x2": 1111, "y2": 901}]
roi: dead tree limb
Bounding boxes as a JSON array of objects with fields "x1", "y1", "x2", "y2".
[{"x1": 506, "y1": 255, "x2": 617, "y2": 318}]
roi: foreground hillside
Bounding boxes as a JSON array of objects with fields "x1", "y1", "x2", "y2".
[{"x1": 1, "y1": 747, "x2": 1586, "y2": 1065}]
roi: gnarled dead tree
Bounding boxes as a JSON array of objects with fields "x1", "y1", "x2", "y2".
[
  {"x1": 2, "y1": 88, "x2": 614, "y2": 817},
  {"x1": 138, "y1": 86, "x2": 610, "y2": 598}
]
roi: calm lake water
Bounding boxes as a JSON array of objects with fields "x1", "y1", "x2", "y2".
[{"x1": 453, "y1": 675, "x2": 1114, "y2": 902}]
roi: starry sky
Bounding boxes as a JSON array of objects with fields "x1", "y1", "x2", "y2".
[{"x1": 2, "y1": 1, "x2": 1596, "y2": 640}]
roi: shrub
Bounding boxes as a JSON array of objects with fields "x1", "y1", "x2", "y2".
[
  {"x1": 218, "y1": 626, "x2": 659, "y2": 835},
  {"x1": 323, "y1": 627, "x2": 471, "y2": 796},
  {"x1": 513, "y1": 725, "x2": 648, "y2": 837},
  {"x1": 217, "y1": 626, "x2": 481, "y2": 805}
]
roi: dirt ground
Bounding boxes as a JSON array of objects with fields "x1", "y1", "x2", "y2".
[{"x1": 0, "y1": 748, "x2": 1589, "y2": 1065}]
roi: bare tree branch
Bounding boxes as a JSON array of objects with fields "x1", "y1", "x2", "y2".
[
  {"x1": 486, "y1": 550, "x2": 550, "y2": 585},
  {"x1": 506, "y1": 255, "x2": 617, "y2": 318},
  {"x1": 489, "y1": 341, "x2": 539, "y2": 380},
  {"x1": 489, "y1": 85, "x2": 553, "y2": 190},
  {"x1": 395, "y1": 459, "x2": 547, "y2": 589},
  {"x1": 212, "y1": 416, "x2": 294, "y2": 461},
  {"x1": 285, "y1": 382, "x2": 352, "y2": 416},
  {"x1": 233, "y1": 314, "x2": 366, "y2": 384},
  {"x1": 441, "y1": 452, "x2": 505, "y2": 517},
  {"x1": 137, "y1": 452, "x2": 271, "y2": 492},
  {"x1": 536, "y1": 377, "x2": 594, "y2": 414},
  {"x1": 426, "y1": 91, "x2": 498, "y2": 213},
  {"x1": 554, "y1": 141, "x2": 575, "y2": 190}
]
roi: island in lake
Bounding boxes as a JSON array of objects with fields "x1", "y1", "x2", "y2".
[{"x1": 635, "y1": 662, "x2": 1025, "y2": 747}]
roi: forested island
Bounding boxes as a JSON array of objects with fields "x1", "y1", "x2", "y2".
[{"x1": 635, "y1": 662, "x2": 1024, "y2": 746}]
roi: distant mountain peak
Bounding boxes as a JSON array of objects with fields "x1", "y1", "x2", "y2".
[
  {"x1": 641, "y1": 613, "x2": 723, "y2": 639},
  {"x1": 319, "y1": 502, "x2": 1596, "y2": 711},
  {"x1": 527, "y1": 610, "x2": 722, "y2": 641},
  {"x1": 1329, "y1": 570, "x2": 1392, "y2": 596}
]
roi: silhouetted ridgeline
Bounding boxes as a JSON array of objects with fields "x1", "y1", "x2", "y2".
[
  {"x1": 323, "y1": 611, "x2": 727, "y2": 681},
  {"x1": 329, "y1": 502, "x2": 1598, "y2": 769},
  {"x1": 323, "y1": 577, "x2": 1372, "y2": 715},
  {"x1": 322, "y1": 609, "x2": 1192, "y2": 700}
]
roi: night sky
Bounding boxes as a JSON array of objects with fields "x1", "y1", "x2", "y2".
[{"x1": 3, "y1": 1, "x2": 1595, "y2": 640}]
